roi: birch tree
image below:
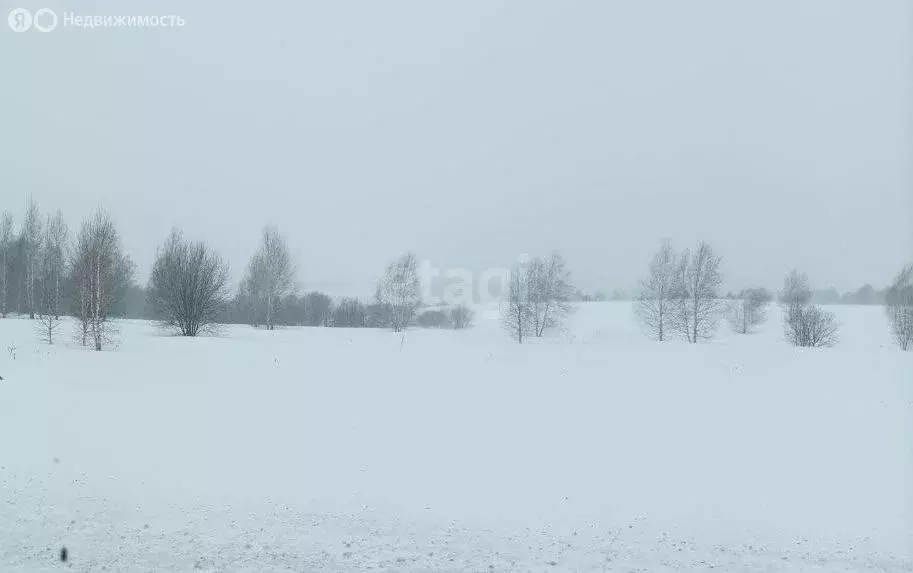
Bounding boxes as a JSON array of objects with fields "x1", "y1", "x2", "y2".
[
  {"x1": 71, "y1": 210, "x2": 133, "y2": 350},
  {"x1": 502, "y1": 266, "x2": 532, "y2": 343},
  {"x1": 376, "y1": 252, "x2": 421, "y2": 332},
  {"x1": 635, "y1": 240, "x2": 678, "y2": 341},
  {"x1": 22, "y1": 198, "x2": 42, "y2": 319},
  {"x1": 244, "y1": 226, "x2": 295, "y2": 330},
  {"x1": 34, "y1": 211, "x2": 68, "y2": 343},
  {"x1": 43, "y1": 210, "x2": 69, "y2": 319},
  {"x1": 0, "y1": 212, "x2": 13, "y2": 318},
  {"x1": 671, "y1": 242, "x2": 724, "y2": 343},
  {"x1": 35, "y1": 262, "x2": 61, "y2": 345},
  {"x1": 527, "y1": 253, "x2": 574, "y2": 337}
]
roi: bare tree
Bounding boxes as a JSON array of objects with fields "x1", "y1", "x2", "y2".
[
  {"x1": 635, "y1": 240, "x2": 678, "y2": 341},
  {"x1": 235, "y1": 274, "x2": 263, "y2": 327},
  {"x1": 149, "y1": 229, "x2": 230, "y2": 337},
  {"x1": 71, "y1": 210, "x2": 133, "y2": 350},
  {"x1": 727, "y1": 288, "x2": 772, "y2": 334},
  {"x1": 71, "y1": 232, "x2": 92, "y2": 345},
  {"x1": 527, "y1": 253, "x2": 575, "y2": 337},
  {"x1": 780, "y1": 269, "x2": 812, "y2": 305},
  {"x1": 885, "y1": 263, "x2": 913, "y2": 350},
  {"x1": 376, "y1": 252, "x2": 421, "y2": 332},
  {"x1": 780, "y1": 268, "x2": 810, "y2": 343},
  {"x1": 0, "y1": 211, "x2": 13, "y2": 318},
  {"x1": 34, "y1": 211, "x2": 68, "y2": 343},
  {"x1": 245, "y1": 226, "x2": 295, "y2": 330},
  {"x1": 35, "y1": 270, "x2": 62, "y2": 345},
  {"x1": 671, "y1": 242, "x2": 724, "y2": 343},
  {"x1": 21, "y1": 198, "x2": 42, "y2": 319},
  {"x1": 450, "y1": 303, "x2": 474, "y2": 329},
  {"x1": 502, "y1": 266, "x2": 532, "y2": 343},
  {"x1": 781, "y1": 270, "x2": 838, "y2": 347},
  {"x1": 43, "y1": 210, "x2": 69, "y2": 319}
]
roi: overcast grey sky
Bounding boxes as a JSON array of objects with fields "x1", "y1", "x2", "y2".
[{"x1": 2, "y1": 0, "x2": 911, "y2": 296}]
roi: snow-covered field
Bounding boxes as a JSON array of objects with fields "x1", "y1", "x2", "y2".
[{"x1": 1, "y1": 303, "x2": 910, "y2": 572}]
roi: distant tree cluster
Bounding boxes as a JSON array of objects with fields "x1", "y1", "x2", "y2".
[
  {"x1": 414, "y1": 303, "x2": 475, "y2": 330},
  {"x1": 804, "y1": 284, "x2": 889, "y2": 306},
  {"x1": 207, "y1": 250, "x2": 471, "y2": 332}
]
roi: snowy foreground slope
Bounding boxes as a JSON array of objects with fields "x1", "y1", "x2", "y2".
[{"x1": 1, "y1": 303, "x2": 910, "y2": 572}]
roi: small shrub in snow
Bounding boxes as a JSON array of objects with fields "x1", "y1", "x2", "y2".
[
  {"x1": 780, "y1": 270, "x2": 838, "y2": 348},
  {"x1": 35, "y1": 310, "x2": 62, "y2": 345},
  {"x1": 784, "y1": 303, "x2": 838, "y2": 348}
]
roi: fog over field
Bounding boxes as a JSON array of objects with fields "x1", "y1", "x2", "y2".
[{"x1": 1, "y1": 1, "x2": 911, "y2": 571}]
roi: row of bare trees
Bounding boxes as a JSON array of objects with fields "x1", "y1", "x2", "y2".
[
  {"x1": 6, "y1": 198, "x2": 909, "y2": 351},
  {"x1": 0, "y1": 199, "x2": 133, "y2": 349},
  {"x1": 634, "y1": 240, "x2": 847, "y2": 347},
  {"x1": 149, "y1": 233, "x2": 439, "y2": 336}
]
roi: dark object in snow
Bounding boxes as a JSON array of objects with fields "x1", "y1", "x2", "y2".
[{"x1": 60, "y1": 546, "x2": 68, "y2": 562}]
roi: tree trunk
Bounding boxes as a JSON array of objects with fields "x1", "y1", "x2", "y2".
[
  {"x1": 28, "y1": 260, "x2": 35, "y2": 319},
  {"x1": 94, "y1": 253, "x2": 102, "y2": 351},
  {"x1": 54, "y1": 266, "x2": 60, "y2": 320},
  {"x1": 1, "y1": 252, "x2": 6, "y2": 318}
]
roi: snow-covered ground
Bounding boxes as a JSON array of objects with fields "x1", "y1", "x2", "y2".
[{"x1": 1, "y1": 303, "x2": 911, "y2": 572}]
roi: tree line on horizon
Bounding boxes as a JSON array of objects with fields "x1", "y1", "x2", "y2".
[{"x1": 1, "y1": 198, "x2": 910, "y2": 351}]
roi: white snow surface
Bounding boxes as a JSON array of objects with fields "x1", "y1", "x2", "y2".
[{"x1": 1, "y1": 303, "x2": 910, "y2": 572}]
